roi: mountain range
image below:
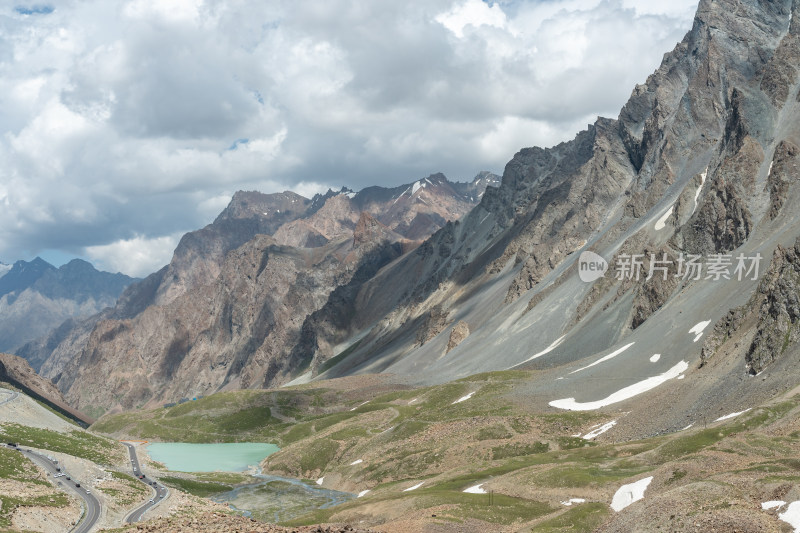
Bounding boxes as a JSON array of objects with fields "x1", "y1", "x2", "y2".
[
  {"x1": 4, "y1": 0, "x2": 800, "y2": 531},
  {"x1": 14, "y1": 172, "x2": 498, "y2": 414},
  {"x1": 0, "y1": 258, "x2": 135, "y2": 362},
  {"x1": 10, "y1": 0, "x2": 800, "y2": 439}
]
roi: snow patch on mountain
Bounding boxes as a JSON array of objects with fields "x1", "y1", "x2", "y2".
[
  {"x1": 690, "y1": 167, "x2": 708, "y2": 216},
  {"x1": 582, "y1": 420, "x2": 616, "y2": 440},
  {"x1": 452, "y1": 391, "x2": 475, "y2": 404},
  {"x1": 779, "y1": 501, "x2": 800, "y2": 532},
  {"x1": 654, "y1": 206, "x2": 674, "y2": 231},
  {"x1": 403, "y1": 482, "x2": 425, "y2": 492},
  {"x1": 689, "y1": 321, "x2": 711, "y2": 342},
  {"x1": 611, "y1": 476, "x2": 653, "y2": 512},
  {"x1": 513, "y1": 335, "x2": 566, "y2": 367},
  {"x1": 551, "y1": 361, "x2": 688, "y2": 411},
  {"x1": 569, "y1": 343, "x2": 635, "y2": 374},
  {"x1": 715, "y1": 408, "x2": 751, "y2": 422},
  {"x1": 762, "y1": 500, "x2": 786, "y2": 510}
]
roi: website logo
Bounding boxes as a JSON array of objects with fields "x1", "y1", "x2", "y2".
[
  {"x1": 576, "y1": 251, "x2": 762, "y2": 283},
  {"x1": 578, "y1": 251, "x2": 608, "y2": 282}
]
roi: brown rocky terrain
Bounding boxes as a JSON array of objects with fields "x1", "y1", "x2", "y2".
[
  {"x1": 52, "y1": 213, "x2": 415, "y2": 413},
  {"x1": 21, "y1": 173, "x2": 493, "y2": 408},
  {"x1": 0, "y1": 353, "x2": 93, "y2": 425},
  {"x1": 104, "y1": 512, "x2": 375, "y2": 532}
]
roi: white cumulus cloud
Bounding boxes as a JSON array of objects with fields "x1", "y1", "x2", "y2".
[
  {"x1": 85, "y1": 233, "x2": 182, "y2": 277},
  {"x1": 0, "y1": 0, "x2": 698, "y2": 276}
]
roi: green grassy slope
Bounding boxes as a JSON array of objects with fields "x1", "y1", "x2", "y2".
[{"x1": 91, "y1": 371, "x2": 800, "y2": 531}]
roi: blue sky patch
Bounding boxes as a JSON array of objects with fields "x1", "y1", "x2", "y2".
[
  {"x1": 228, "y1": 138, "x2": 249, "y2": 151},
  {"x1": 14, "y1": 4, "x2": 54, "y2": 15}
]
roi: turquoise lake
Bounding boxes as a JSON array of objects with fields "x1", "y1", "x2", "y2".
[{"x1": 145, "y1": 442, "x2": 280, "y2": 472}]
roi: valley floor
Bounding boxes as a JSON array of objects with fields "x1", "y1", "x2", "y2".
[{"x1": 88, "y1": 371, "x2": 800, "y2": 532}]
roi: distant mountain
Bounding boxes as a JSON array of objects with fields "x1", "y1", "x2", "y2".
[
  {"x1": 23, "y1": 172, "x2": 495, "y2": 408},
  {"x1": 273, "y1": 172, "x2": 492, "y2": 246},
  {"x1": 0, "y1": 257, "x2": 56, "y2": 302},
  {"x1": 451, "y1": 170, "x2": 502, "y2": 202},
  {"x1": 0, "y1": 258, "x2": 136, "y2": 359}
]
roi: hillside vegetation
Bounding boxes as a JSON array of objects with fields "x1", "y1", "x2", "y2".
[{"x1": 92, "y1": 372, "x2": 800, "y2": 531}]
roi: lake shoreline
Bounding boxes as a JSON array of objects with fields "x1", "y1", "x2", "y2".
[{"x1": 139, "y1": 441, "x2": 354, "y2": 523}]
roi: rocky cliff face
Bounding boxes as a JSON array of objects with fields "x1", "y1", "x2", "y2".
[
  {"x1": 55, "y1": 226, "x2": 405, "y2": 413},
  {"x1": 25, "y1": 175, "x2": 487, "y2": 384},
  {"x1": 702, "y1": 236, "x2": 800, "y2": 374},
  {"x1": 45, "y1": 172, "x2": 485, "y2": 412},
  {"x1": 303, "y1": 0, "x2": 800, "y2": 427}
]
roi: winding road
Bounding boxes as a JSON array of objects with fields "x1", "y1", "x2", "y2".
[
  {"x1": 2, "y1": 387, "x2": 100, "y2": 532},
  {"x1": 18, "y1": 447, "x2": 101, "y2": 533},
  {"x1": 122, "y1": 442, "x2": 169, "y2": 523},
  {"x1": 2, "y1": 387, "x2": 171, "y2": 529}
]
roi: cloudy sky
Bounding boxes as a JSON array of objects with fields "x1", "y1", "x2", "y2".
[{"x1": 1, "y1": 0, "x2": 698, "y2": 277}]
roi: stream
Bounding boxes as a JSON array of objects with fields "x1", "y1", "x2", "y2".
[{"x1": 212, "y1": 472, "x2": 355, "y2": 523}]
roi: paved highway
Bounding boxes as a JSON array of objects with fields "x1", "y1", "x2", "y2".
[
  {"x1": 6, "y1": 444, "x2": 101, "y2": 533},
  {"x1": 122, "y1": 442, "x2": 169, "y2": 522},
  {"x1": 3, "y1": 387, "x2": 100, "y2": 533}
]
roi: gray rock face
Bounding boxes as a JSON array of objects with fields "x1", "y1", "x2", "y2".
[
  {"x1": 446, "y1": 321, "x2": 470, "y2": 354},
  {"x1": 311, "y1": 0, "x2": 800, "y2": 399},
  {"x1": 629, "y1": 249, "x2": 681, "y2": 330},
  {"x1": 16, "y1": 315, "x2": 97, "y2": 378},
  {"x1": 415, "y1": 305, "x2": 449, "y2": 347},
  {"x1": 701, "y1": 236, "x2": 800, "y2": 374},
  {"x1": 767, "y1": 140, "x2": 800, "y2": 219},
  {"x1": 746, "y1": 238, "x2": 800, "y2": 373}
]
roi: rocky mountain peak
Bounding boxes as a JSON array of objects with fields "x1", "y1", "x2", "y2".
[
  {"x1": 352, "y1": 211, "x2": 401, "y2": 249},
  {"x1": 0, "y1": 257, "x2": 57, "y2": 299},
  {"x1": 215, "y1": 190, "x2": 309, "y2": 224},
  {"x1": 59, "y1": 258, "x2": 96, "y2": 274},
  {"x1": 0, "y1": 256, "x2": 136, "y2": 358}
]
